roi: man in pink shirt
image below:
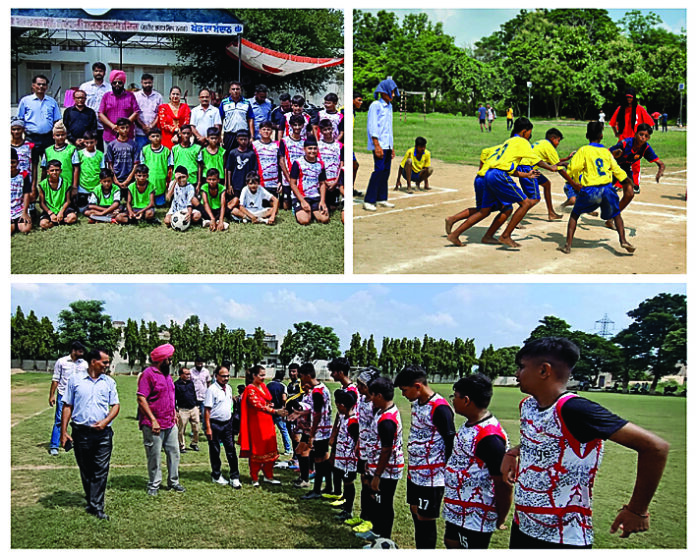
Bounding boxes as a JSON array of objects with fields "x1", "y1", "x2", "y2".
[
  {"x1": 137, "y1": 343, "x2": 185, "y2": 496},
  {"x1": 99, "y1": 69, "x2": 140, "y2": 144}
]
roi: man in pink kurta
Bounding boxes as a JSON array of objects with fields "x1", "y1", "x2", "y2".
[{"x1": 99, "y1": 70, "x2": 140, "y2": 143}]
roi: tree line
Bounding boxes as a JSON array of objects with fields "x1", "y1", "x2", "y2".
[
  {"x1": 354, "y1": 9, "x2": 686, "y2": 121},
  {"x1": 11, "y1": 293, "x2": 685, "y2": 393}
]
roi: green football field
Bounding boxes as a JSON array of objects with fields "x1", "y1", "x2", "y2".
[
  {"x1": 11, "y1": 373, "x2": 685, "y2": 548},
  {"x1": 354, "y1": 112, "x2": 687, "y2": 170},
  {"x1": 10, "y1": 207, "x2": 344, "y2": 275}
]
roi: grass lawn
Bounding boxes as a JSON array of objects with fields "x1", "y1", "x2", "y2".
[
  {"x1": 11, "y1": 372, "x2": 685, "y2": 548},
  {"x1": 354, "y1": 112, "x2": 687, "y2": 169},
  {"x1": 11, "y1": 208, "x2": 344, "y2": 275}
]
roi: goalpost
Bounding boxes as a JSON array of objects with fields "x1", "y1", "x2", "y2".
[{"x1": 400, "y1": 91, "x2": 427, "y2": 123}]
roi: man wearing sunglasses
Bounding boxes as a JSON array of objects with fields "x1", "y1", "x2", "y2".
[{"x1": 98, "y1": 69, "x2": 140, "y2": 144}]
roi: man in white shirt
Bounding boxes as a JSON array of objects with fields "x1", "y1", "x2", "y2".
[
  {"x1": 80, "y1": 62, "x2": 111, "y2": 150},
  {"x1": 191, "y1": 88, "x2": 222, "y2": 146},
  {"x1": 190, "y1": 356, "x2": 211, "y2": 420},
  {"x1": 133, "y1": 73, "x2": 163, "y2": 150},
  {"x1": 204, "y1": 366, "x2": 242, "y2": 488},
  {"x1": 48, "y1": 341, "x2": 88, "y2": 455}
]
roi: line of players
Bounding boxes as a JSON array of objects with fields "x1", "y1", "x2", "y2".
[
  {"x1": 444, "y1": 118, "x2": 665, "y2": 254},
  {"x1": 290, "y1": 338, "x2": 667, "y2": 550},
  {"x1": 10, "y1": 93, "x2": 345, "y2": 234}
]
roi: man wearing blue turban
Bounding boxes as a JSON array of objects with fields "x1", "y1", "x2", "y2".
[{"x1": 363, "y1": 79, "x2": 399, "y2": 211}]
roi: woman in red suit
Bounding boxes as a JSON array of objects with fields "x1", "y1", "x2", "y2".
[
  {"x1": 239, "y1": 365, "x2": 286, "y2": 486},
  {"x1": 157, "y1": 86, "x2": 191, "y2": 149}
]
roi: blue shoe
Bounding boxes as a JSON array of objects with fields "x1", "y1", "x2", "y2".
[
  {"x1": 301, "y1": 491, "x2": 323, "y2": 500},
  {"x1": 355, "y1": 531, "x2": 378, "y2": 542}
]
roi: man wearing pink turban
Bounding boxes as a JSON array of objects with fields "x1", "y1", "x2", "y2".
[
  {"x1": 136, "y1": 343, "x2": 186, "y2": 496},
  {"x1": 98, "y1": 69, "x2": 140, "y2": 144}
]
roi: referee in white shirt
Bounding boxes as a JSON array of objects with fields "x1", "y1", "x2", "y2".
[{"x1": 204, "y1": 366, "x2": 242, "y2": 489}]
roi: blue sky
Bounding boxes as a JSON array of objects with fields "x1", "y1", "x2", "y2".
[
  {"x1": 11, "y1": 283, "x2": 685, "y2": 353},
  {"x1": 357, "y1": 9, "x2": 686, "y2": 48}
]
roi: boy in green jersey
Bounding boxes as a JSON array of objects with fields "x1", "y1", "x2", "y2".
[
  {"x1": 140, "y1": 128, "x2": 171, "y2": 206},
  {"x1": 170, "y1": 125, "x2": 199, "y2": 189},
  {"x1": 41, "y1": 121, "x2": 78, "y2": 192},
  {"x1": 74, "y1": 130, "x2": 105, "y2": 210},
  {"x1": 38, "y1": 160, "x2": 78, "y2": 229},
  {"x1": 84, "y1": 168, "x2": 127, "y2": 223},
  {"x1": 126, "y1": 164, "x2": 156, "y2": 223},
  {"x1": 197, "y1": 127, "x2": 226, "y2": 191},
  {"x1": 200, "y1": 168, "x2": 228, "y2": 231}
]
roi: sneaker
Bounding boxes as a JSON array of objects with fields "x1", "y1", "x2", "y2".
[
  {"x1": 230, "y1": 478, "x2": 242, "y2": 489},
  {"x1": 322, "y1": 493, "x2": 343, "y2": 500},
  {"x1": 288, "y1": 464, "x2": 300, "y2": 471},
  {"x1": 353, "y1": 521, "x2": 373, "y2": 533},
  {"x1": 634, "y1": 185, "x2": 641, "y2": 194},
  {"x1": 264, "y1": 478, "x2": 281, "y2": 485},
  {"x1": 293, "y1": 480, "x2": 311, "y2": 488},
  {"x1": 49, "y1": 448, "x2": 59, "y2": 456},
  {"x1": 363, "y1": 202, "x2": 377, "y2": 212},
  {"x1": 168, "y1": 484, "x2": 186, "y2": 493},
  {"x1": 329, "y1": 498, "x2": 346, "y2": 507},
  {"x1": 355, "y1": 531, "x2": 378, "y2": 541},
  {"x1": 252, "y1": 481, "x2": 260, "y2": 488},
  {"x1": 301, "y1": 491, "x2": 323, "y2": 500},
  {"x1": 147, "y1": 488, "x2": 158, "y2": 496},
  {"x1": 376, "y1": 200, "x2": 395, "y2": 208},
  {"x1": 189, "y1": 445, "x2": 200, "y2": 452},
  {"x1": 213, "y1": 476, "x2": 228, "y2": 485},
  {"x1": 274, "y1": 461, "x2": 289, "y2": 469},
  {"x1": 202, "y1": 219, "x2": 211, "y2": 227},
  {"x1": 354, "y1": 189, "x2": 363, "y2": 198},
  {"x1": 180, "y1": 447, "x2": 187, "y2": 453},
  {"x1": 344, "y1": 517, "x2": 363, "y2": 526}
]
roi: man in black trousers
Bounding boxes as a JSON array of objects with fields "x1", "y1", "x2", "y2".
[{"x1": 60, "y1": 348, "x2": 120, "y2": 520}]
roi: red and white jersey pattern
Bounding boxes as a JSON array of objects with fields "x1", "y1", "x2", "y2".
[
  {"x1": 294, "y1": 393, "x2": 313, "y2": 435},
  {"x1": 367, "y1": 404, "x2": 404, "y2": 480},
  {"x1": 311, "y1": 382, "x2": 333, "y2": 440},
  {"x1": 252, "y1": 139, "x2": 280, "y2": 190},
  {"x1": 407, "y1": 394, "x2": 453, "y2": 487},
  {"x1": 335, "y1": 411, "x2": 358, "y2": 473},
  {"x1": 514, "y1": 394, "x2": 604, "y2": 547},
  {"x1": 443, "y1": 415, "x2": 508, "y2": 532},
  {"x1": 291, "y1": 157, "x2": 325, "y2": 200},
  {"x1": 357, "y1": 395, "x2": 375, "y2": 462},
  {"x1": 280, "y1": 136, "x2": 305, "y2": 186},
  {"x1": 318, "y1": 109, "x2": 344, "y2": 140},
  {"x1": 318, "y1": 139, "x2": 343, "y2": 181},
  {"x1": 284, "y1": 112, "x2": 312, "y2": 140},
  {"x1": 11, "y1": 171, "x2": 29, "y2": 220}
]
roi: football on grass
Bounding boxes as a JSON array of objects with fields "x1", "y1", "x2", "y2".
[{"x1": 170, "y1": 210, "x2": 190, "y2": 231}]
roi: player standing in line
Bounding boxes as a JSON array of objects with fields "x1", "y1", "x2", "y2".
[
  {"x1": 394, "y1": 365, "x2": 456, "y2": 549},
  {"x1": 502, "y1": 337, "x2": 669, "y2": 549},
  {"x1": 279, "y1": 114, "x2": 306, "y2": 210},
  {"x1": 251, "y1": 120, "x2": 281, "y2": 200},
  {"x1": 443, "y1": 373, "x2": 512, "y2": 549},
  {"x1": 330, "y1": 389, "x2": 360, "y2": 522}
]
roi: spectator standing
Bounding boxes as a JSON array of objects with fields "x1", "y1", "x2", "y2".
[
  {"x1": 249, "y1": 84, "x2": 273, "y2": 139},
  {"x1": 609, "y1": 88, "x2": 654, "y2": 140},
  {"x1": 60, "y1": 348, "x2": 119, "y2": 520},
  {"x1": 174, "y1": 368, "x2": 201, "y2": 453},
  {"x1": 190, "y1": 88, "x2": 222, "y2": 146},
  {"x1": 133, "y1": 73, "x2": 163, "y2": 150},
  {"x1": 271, "y1": 93, "x2": 292, "y2": 141},
  {"x1": 99, "y1": 70, "x2": 140, "y2": 144},
  {"x1": 80, "y1": 62, "x2": 111, "y2": 149},
  {"x1": 16, "y1": 75, "x2": 62, "y2": 167},
  {"x1": 48, "y1": 341, "x2": 88, "y2": 455},
  {"x1": 136, "y1": 343, "x2": 185, "y2": 496},
  {"x1": 63, "y1": 89, "x2": 98, "y2": 148},
  {"x1": 190, "y1": 357, "x2": 212, "y2": 421},
  {"x1": 157, "y1": 86, "x2": 191, "y2": 149},
  {"x1": 219, "y1": 81, "x2": 254, "y2": 155},
  {"x1": 267, "y1": 369, "x2": 292, "y2": 455}
]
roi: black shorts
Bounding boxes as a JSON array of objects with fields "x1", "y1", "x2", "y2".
[
  {"x1": 357, "y1": 459, "x2": 366, "y2": 475},
  {"x1": 292, "y1": 196, "x2": 321, "y2": 214},
  {"x1": 406, "y1": 478, "x2": 445, "y2": 519},
  {"x1": 444, "y1": 522, "x2": 493, "y2": 549},
  {"x1": 39, "y1": 207, "x2": 77, "y2": 222},
  {"x1": 509, "y1": 521, "x2": 590, "y2": 549},
  {"x1": 312, "y1": 438, "x2": 330, "y2": 458},
  {"x1": 206, "y1": 207, "x2": 222, "y2": 220}
]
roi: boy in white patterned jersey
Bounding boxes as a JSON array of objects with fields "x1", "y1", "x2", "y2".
[
  {"x1": 394, "y1": 365, "x2": 456, "y2": 549},
  {"x1": 298, "y1": 362, "x2": 333, "y2": 500},
  {"x1": 283, "y1": 94, "x2": 312, "y2": 140},
  {"x1": 279, "y1": 114, "x2": 306, "y2": 210},
  {"x1": 11, "y1": 147, "x2": 33, "y2": 234},
  {"x1": 251, "y1": 120, "x2": 281, "y2": 199},
  {"x1": 502, "y1": 337, "x2": 669, "y2": 549},
  {"x1": 360, "y1": 376, "x2": 404, "y2": 542},
  {"x1": 312, "y1": 93, "x2": 344, "y2": 143},
  {"x1": 317, "y1": 119, "x2": 344, "y2": 211},
  {"x1": 443, "y1": 373, "x2": 512, "y2": 549},
  {"x1": 331, "y1": 388, "x2": 360, "y2": 522},
  {"x1": 289, "y1": 138, "x2": 329, "y2": 225}
]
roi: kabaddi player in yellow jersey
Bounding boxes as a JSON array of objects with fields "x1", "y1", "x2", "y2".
[
  {"x1": 447, "y1": 118, "x2": 557, "y2": 248},
  {"x1": 394, "y1": 136, "x2": 433, "y2": 193},
  {"x1": 559, "y1": 121, "x2": 636, "y2": 255}
]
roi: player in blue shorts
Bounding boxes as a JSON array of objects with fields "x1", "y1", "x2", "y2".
[
  {"x1": 610, "y1": 123, "x2": 664, "y2": 195},
  {"x1": 559, "y1": 121, "x2": 636, "y2": 255}
]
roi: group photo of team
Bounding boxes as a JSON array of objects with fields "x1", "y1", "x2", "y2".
[
  {"x1": 10, "y1": 8, "x2": 345, "y2": 274},
  {"x1": 10, "y1": 283, "x2": 685, "y2": 549},
  {"x1": 352, "y1": 9, "x2": 686, "y2": 274}
]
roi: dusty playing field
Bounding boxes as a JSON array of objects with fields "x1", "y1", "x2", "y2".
[{"x1": 353, "y1": 154, "x2": 686, "y2": 274}]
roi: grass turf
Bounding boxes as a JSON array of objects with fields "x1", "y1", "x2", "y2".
[
  {"x1": 354, "y1": 112, "x2": 687, "y2": 169},
  {"x1": 12, "y1": 373, "x2": 685, "y2": 549},
  {"x1": 11, "y1": 207, "x2": 344, "y2": 275}
]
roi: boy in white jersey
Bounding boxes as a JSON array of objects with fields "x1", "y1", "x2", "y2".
[
  {"x1": 279, "y1": 114, "x2": 306, "y2": 210},
  {"x1": 502, "y1": 337, "x2": 669, "y2": 549},
  {"x1": 312, "y1": 93, "x2": 344, "y2": 142},
  {"x1": 164, "y1": 165, "x2": 202, "y2": 228},
  {"x1": 251, "y1": 120, "x2": 281, "y2": 198},
  {"x1": 394, "y1": 365, "x2": 456, "y2": 549},
  {"x1": 289, "y1": 138, "x2": 329, "y2": 225},
  {"x1": 443, "y1": 373, "x2": 512, "y2": 549},
  {"x1": 317, "y1": 119, "x2": 344, "y2": 212},
  {"x1": 331, "y1": 388, "x2": 359, "y2": 522},
  {"x1": 232, "y1": 171, "x2": 278, "y2": 225}
]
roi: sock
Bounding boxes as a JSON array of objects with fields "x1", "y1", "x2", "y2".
[
  {"x1": 343, "y1": 481, "x2": 355, "y2": 513},
  {"x1": 332, "y1": 468, "x2": 343, "y2": 496},
  {"x1": 413, "y1": 513, "x2": 438, "y2": 549},
  {"x1": 313, "y1": 459, "x2": 325, "y2": 493},
  {"x1": 323, "y1": 461, "x2": 334, "y2": 493},
  {"x1": 299, "y1": 456, "x2": 309, "y2": 482}
]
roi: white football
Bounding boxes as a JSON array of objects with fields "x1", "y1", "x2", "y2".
[
  {"x1": 170, "y1": 209, "x2": 190, "y2": 231},
  {"x1": 371, "y1": 538, "x2": 398, "y2": 549}
]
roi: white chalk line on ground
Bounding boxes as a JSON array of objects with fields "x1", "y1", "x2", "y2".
[
  {"x1": 354, "y1": 185, "x2": 457, "y2": 205},
  {"x1": 11, "y1": 406, "x2": 53, "y2": 428}
]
